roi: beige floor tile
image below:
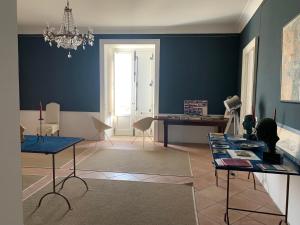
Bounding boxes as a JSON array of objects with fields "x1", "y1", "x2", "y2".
[
  {"x1": 200, "y1": 203, "x2": 246, "y2": 224},
  {"x1": 233, "y1": 216, "x2": 265, "y2": 225},
  {"x1": 197, "y1": 215, "x2": 220, "y2": 225},
  {"x1": 194, "y1": 191, "x2": 217, "y2": 210},
  {"x1": 238, "y1": 189, "x2": 275, "y2": 206},
  {"x1": 193, "y1": 176, "x2": 216, "y2": 191},
  {"x1": 198, "y1": 185, "x2": 237, "y2": 202},
  {"x1": 248, "y1": 206, "x2": 284, "y2": 225},
  {"x1": 263, "y1": 202, "x2": 282, "y2": 214},
  {"x1": 219, "y1": 194, "x2": 263, "y2": 213}
]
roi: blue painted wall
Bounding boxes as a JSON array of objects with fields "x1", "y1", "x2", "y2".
[
  {"x1": 18, "y1": 35, "x2": 100, "y2": 112},
  {"x1": 19, "y1": 34, "x2": 240, "y2": 113},
  {"x1": 240, "y1": 0, "x2": 300, "y2": 130}
]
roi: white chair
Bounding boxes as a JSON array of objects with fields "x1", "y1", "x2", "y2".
[
  {"x1": 92, "y1": 117, "x2": 113, "y2": 145},
  {"x1": 37, "y1": 102, "x2": 60, "y2": 136},
  {"x1": 20, "y1": 124, "x2": 26, "y2": 142},
  {"x1": 132, "y1": 117, "x2": 154, "y2": 148}
]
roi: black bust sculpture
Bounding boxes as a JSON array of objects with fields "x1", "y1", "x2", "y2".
[
  {"x1": 242, "y1": 115, "x2": 256, "y2": 140},
  {"x1": 256, "y1": 118, "x2": 282, "y2": 164}
]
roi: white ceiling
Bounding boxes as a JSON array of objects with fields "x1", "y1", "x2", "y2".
[{"x1": 17, "y1": 0, "x2": 263, "y2": 34}]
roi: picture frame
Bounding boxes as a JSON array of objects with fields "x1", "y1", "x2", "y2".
[
  {"x1": 184, "y1": 100, "x2": 208, "y2": 116},
  {"x1": 280, "y1": 13, "x2": 300, "y2": 103}
]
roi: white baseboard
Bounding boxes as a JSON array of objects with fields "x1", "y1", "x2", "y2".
[
  {"x1": 20, "y1": 110, "x2": 101, "y2": 140},
  {"x1": 156, "y1": 120, "x2": 217, "y2": 144},
  {"x1": 21, "y1": 110, "x2": 219, "y2": 143}
]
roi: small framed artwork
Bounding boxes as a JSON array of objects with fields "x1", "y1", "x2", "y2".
[
  {"x1": 184, "y1": 100, "x2": 208, "y2": 116},
  {"x1": 280, "y1": 13, "x2": 300, "y2": 103}
]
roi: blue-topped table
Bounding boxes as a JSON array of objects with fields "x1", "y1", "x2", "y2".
[
  {"x1": 21, "y1": 135, "x2": 88, "y2": 210},
  {"x1": 209, "y1": 133, "x2": 300, "y2": 225}
]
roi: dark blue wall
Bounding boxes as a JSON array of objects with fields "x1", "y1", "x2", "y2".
[
  {"x1": 240, "y1": 0, "x2": 300, "y2": 130},
  {"x1": 18, "y1": 36, "x2": 100, "y2": 112},
  {"x1": 19, "y1": 34, "x2": 240, "y2": 113}
]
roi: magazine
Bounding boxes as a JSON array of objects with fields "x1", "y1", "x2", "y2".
[{"x1": 227, "y1": 150, "x2": 261, "y2": 160}]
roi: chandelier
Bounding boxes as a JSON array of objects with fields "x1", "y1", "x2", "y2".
[{"x1": 43, "y1": 0, "x2": 94, "y2": 58}]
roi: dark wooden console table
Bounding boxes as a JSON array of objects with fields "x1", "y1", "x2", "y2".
[{"x1": 155, "y1": 115, "x2": 228, "y2": 147}]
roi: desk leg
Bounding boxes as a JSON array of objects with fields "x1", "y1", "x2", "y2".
[
  {"x1": 164, "y1": 120, "x2": 168, "y2": 147},
  {"x1": 280, "y1": 175, "x2": 290, "y2": 225},
  {"x1": 38, "y1": 154, "x2": 72, "y2": 210},
  {"x1": 218, "y1": 126, "x2": 222, "y2": 133},
  {"x1": 60, "y1": 145, "x2": 88, "y2": 191},
  {"x1": 224, "y1": 170, "x2": 230, "y2": 225},
  {"x1": 218, "y1": 125, "x2": 226, "y2": 133}
]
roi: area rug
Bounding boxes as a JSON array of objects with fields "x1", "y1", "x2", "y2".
[
  {"x1": 23, "y1": 178, "x2": 197, "y2": 225},
  {"x1": 22, "y1": 175, "x2": 43, "y2": 190},
  {"x1": 77, "y1": 149, "x2": 192, "y2": 176},
  {"x1": 22, "y1": 146, "x2": 85, "y2": 169}
]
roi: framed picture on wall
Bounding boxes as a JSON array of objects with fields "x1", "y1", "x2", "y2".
[
  {"x1": 280, "y1": 13, "x2": 300, "y2": 103},
  {"x1": 184, "y1": 100, "x2": 208, "y2": 116}
]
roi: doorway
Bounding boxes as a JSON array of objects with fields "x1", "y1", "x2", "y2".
[{"x1": 100, "y1": 40, "x2": 160, "y2": 139}]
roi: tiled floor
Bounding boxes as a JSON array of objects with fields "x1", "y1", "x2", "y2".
[{"x1": 22, "y1": 136, "x2": 284, "y2": 225}]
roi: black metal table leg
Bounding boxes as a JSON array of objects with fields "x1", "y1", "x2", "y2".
[
  {"x1": 38, "y1": 154, "x2": 72, "y2": 210},
  {"x1": 60, "y1": 145, "x2": 88, "y2": 191},
  {"x1": 280, "y1": 175, "x2": 290, "y2": 225},
  {"x1": 251, "y1": 172, "x2": 256, "y2": 190},
  {"x1": 224, "y1": 170, "x2": 230, "y2": 225},
  {"x1": 164, "y1": 120, "x2": 168, "y2": 147},
  {"x1": 215, "y1": 168, "x2": 219, "y2": 186},
  {"x1": 224, "y1": 171, "x2": 291, "y2": 225}
]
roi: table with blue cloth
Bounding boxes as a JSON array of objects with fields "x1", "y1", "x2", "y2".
[
  {"x1": 21, "y1": 135, "x2": 88, "y2": 210},
  {"x1": 209, "y1": 133, "x2": 300, "y2": 225}
]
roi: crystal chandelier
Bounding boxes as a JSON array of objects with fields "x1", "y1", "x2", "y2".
[{"x1": 43, "y1": 0, "x2": 94, "y2": 58}]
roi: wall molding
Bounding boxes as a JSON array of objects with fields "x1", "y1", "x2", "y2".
[
  {"x1": 20, "y1": 110, "x2": 218, "y2": 143},
  {"x1": 18, "y1": 23, "x2": 239, "y2": 35},
  {"x1": 20, "y1": 110, "x2": 101, "y2": 140},
  {"x1": 237, "y1": 0, "x2": 264, "y2": 33}
]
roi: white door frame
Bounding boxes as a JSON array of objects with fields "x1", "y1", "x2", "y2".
[
  {"x1": 240, "y1": 37, "x2": 258, "y2": 132},
  {"x1": 99, "y1": 39, "x2": 160, "y2": 140}
]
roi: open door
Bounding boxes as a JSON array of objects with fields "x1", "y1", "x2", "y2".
[{"x1": 113, "y1": 50, "x2": 134, "y2": 135}]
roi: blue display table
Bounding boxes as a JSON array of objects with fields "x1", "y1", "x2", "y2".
[{"x1": 209, "y1": 133, "x2": 300, "y2": 225}]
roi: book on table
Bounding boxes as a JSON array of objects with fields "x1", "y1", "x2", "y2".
[
  {"x1": 227, "y1": 150, "x2": 261, "y2": 160},
  {"x1": 220, "y1": 158, "x2": 253, "y2": 168},
  {"x1": 257, "y1": 164, "x2": 286, "y2": 172},
  {"x1": 213, "y1": 149, "x2": 228, "y2": 154},
  {"x1": 212, "y1": 144, "x2": 230, "y2": 149}
]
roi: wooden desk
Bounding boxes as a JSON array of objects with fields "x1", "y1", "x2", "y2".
[{"x1": 155, "y1": 116, "x2": 228, "y2": 147}]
